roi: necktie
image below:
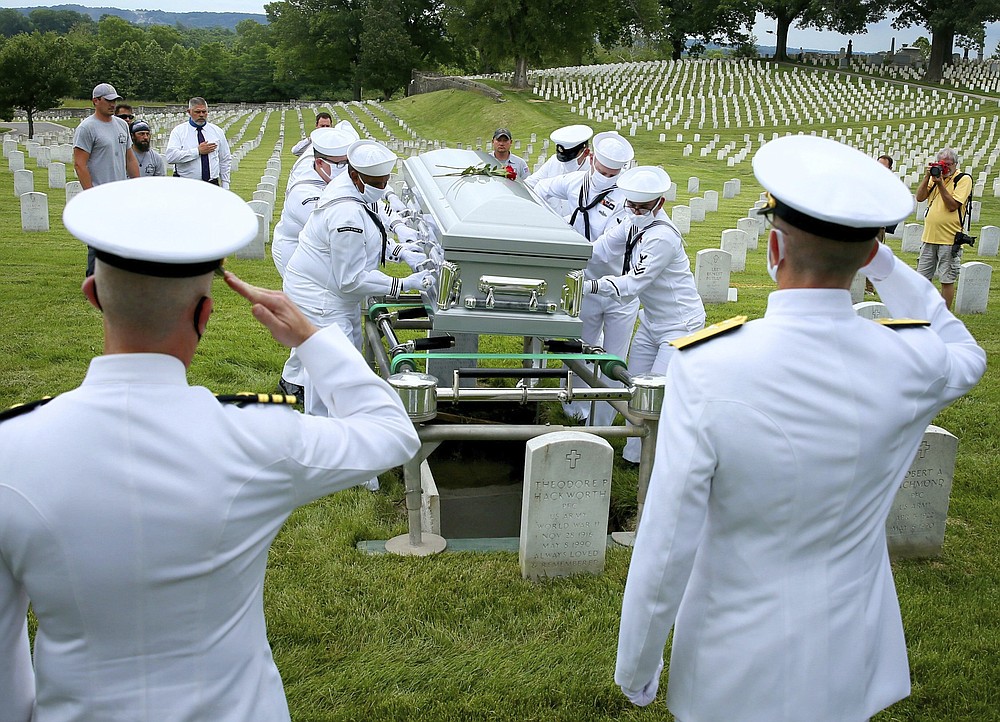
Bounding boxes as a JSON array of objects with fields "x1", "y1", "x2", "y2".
[{"x1": 196, "y1": 126, "x2": 211, "y2": 182}]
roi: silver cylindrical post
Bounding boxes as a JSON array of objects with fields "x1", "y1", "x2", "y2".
[{"x1": 384, "y1": 444, "x2": 447, "y2": 557}]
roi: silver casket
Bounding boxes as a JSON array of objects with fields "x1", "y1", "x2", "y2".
[{"x1": 402, "y1": 148, "x2": 591, "y2": 338}]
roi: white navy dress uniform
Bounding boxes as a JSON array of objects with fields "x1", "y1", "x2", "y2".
[
  {"x1": 587, "y1": 166, "x2": 705, "y2": 460},
  {"x1": 524, "y1": 124, "x2": 593, "y2": 215},
  {"x1": 286, "y1": 120, "x2": 360, "y2": 191},
  {"x1": 0, "y1": 177, "x2": 420, "y2": 722},
  {"x1": 535, "y1": 131, "x2": 638, "y2": 425},
  {"x1": 615, "y1": 137, "x2": 986, "y2": 721},
  {"x1": 283, "y1": 140, "x2": 433, "y2": 417}
]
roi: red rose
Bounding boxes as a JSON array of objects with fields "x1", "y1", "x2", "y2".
[{"x1": 505, "y1": 164, "x2": 516, "y2": 180}]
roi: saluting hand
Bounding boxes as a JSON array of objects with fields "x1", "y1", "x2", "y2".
[{"x1": 224, "y1": 271, "x2": 316, "y2": 349}]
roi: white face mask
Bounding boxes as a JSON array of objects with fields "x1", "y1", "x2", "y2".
[
  {"x1": 360, "y1": 182, "x2": 386, "y2": 205},
  {"x1": 590, "y1": 166, "x2": 617, "y2": 192},
  {"x1": 631, "y1": 211, "x2": 655, "y2": 230},
  {"x1": 767, "y1": 228, "x2": 786, "y2": 282}
]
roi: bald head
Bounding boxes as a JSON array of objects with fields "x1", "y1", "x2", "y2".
[{"x1": 773, "y1": 218, "x2": 878, "y2": 287}]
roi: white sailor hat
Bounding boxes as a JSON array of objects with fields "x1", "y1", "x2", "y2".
[
  {"x1": 311, "y1": 127, "x2": 353, "y2": 157},
  {"x1": 335, "y1": 120, "x2": 361, "y2": 141},
  {"x1": 63, "y1": 177, "x2": 257, "y2": 277},
  {"x1": 616, "y1": 166, "x2": 671, "y2": 203},
  {"x1": 348, "y1": 140, "x2": 396, "y2": 176},
  {"x1": 753, "y1": 135, "x2": 914, "y2": 242},
  {"x1": 551, "y1": 124, "x2": 593, "y2": 161},
  {"x1": 592, "y1": 131, "x2": 634, "y2": 170}
]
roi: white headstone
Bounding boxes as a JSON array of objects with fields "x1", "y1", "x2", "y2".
[
  {"x1": 719, "y1": 229, "x2": 747, "y2": 272},
  {"x1": 65, "y1": 180, "x2": 83, "y2": 204},
  {"x1": 970, "y1": 200, "x2": 981, "y2": 223},
  {"x1": 722, "y1": 180, "x2": 737, "y2": 199},
  {"x1": 20, "y1": 192, "x2": 49, "y2": 232},
  {"x1": 854, "y1": 301, "x2": 889, "y2": 319},
  {"x1": 2, "y1": 139, "x2": 16, "y2": 158},
  {"x1": 695, "y1": 248, "x2": 732, "y2": 304},
  {"x1": 687, "y1": 176, "x2": 699, "y2": 193},
  {"x1": 689, "y1": 197, "x2": 706, "y2": 222},
  {"x1": 886, "y1": 425, "x2": 958, "y2": 560},
  {"x1": 901, "y1": 223, "x2": 923, "y2": 253},
  {"x1": 736, "y1": 217, "x2": 759, "y2": 250},
  {"x1": 8, "y1": 150, "x2": 24, "y2": 171},
  {"x1": 236, "y1": 211, "x2": 268, "y2": 260},
  {"x1": 663, "y1": 182, "x2": 677, "y2": 202},
  {"x1": 703, "y1": 189, "x2": 719, "y2": 212},
  {"x1": 850, "y1": 272, "x2": 866, "y2": 303},
  {"x1": 14, "y1": 169, "x2": 33, "y2": 197},
  {"x1": 519, "y1": 431, "x2": 613, "y2": 581},
  {"x1": 954, "y1": 261, "x2": 991, "y2": 314},
  {"x1": 671, "y1": 206, "x2": 691, "y2": 234},
  {"x1": 978, "y1": 225, "x2": 999, "y2": 256},
  {"x1": 36, "y1": 146, "x2": 51, "y2": 168},
  {"x1": 48, "y1": 162, "x2": 66, "y2": 189}
]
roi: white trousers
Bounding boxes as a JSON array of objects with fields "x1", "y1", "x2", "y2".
[
  {"x1": 563, "y1": 294, "x2": 640, "y2": 425},
  {"x1": 622, "y1": 312, "x2": 705, "y2": 463}
]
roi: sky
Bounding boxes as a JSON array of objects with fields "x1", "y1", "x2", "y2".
[{"x1": 0, "y1": 1, "x2": 997, "y2": 57}]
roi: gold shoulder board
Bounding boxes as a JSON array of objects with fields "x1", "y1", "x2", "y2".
[
  {"x1": 874, "y1": 318, "x2": 931, "y2": 329},
  {"x1": 670, "y1": 315, "x2": 748, "y2": 350},
  {"x1": 215, "y1": 392, "x2": 298, "y2": 407},
  {"x1": 0, "y1": 396, "x2": 55, "y2": 423}
]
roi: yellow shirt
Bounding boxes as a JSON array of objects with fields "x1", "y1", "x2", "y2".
[{"x1": 921, "y1": 171, "x2": 973, "y2": 245}]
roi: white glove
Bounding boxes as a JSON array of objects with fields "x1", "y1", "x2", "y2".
[
  {"x1": 860, "y1": 241, "x2": 896, "y2": 282},
  {"x1": 397, "y1": 247, "x2": 430, "y2": 271},
  {"x1": 401, "y1": 269, "x2": 436, "y2": 293},
  {"x1": 620, "y1": 658, "x2": 663, "y2": 707},
  {"x1": 584, "y1": 278, "x2": 620, "y2": 298},
  {"x1": 392, "y1": 223, "x2": 419, "y2": 244}
]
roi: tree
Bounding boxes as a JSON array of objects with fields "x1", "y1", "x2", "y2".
[
  {"x1": 886, "y1": 0, "x2": 1000, "y2": 81},
  {"x1": 358, "y1": 2, "x2": 417, "y2": 99},
  {"x1": 759, "y1": 0, "x2": 885, "y2": 62},
  {"x1": 0, "y1": 9, "x2": 32, "y2": 37},
  {"x1": 28, "y1": 8, "x2": 91, "y2": 35},
  {"x1": 0, "y1": 32, "x2": 74, "y2": 138},
  {"x1": 447, "y1": 0, "x2": 602, "y2": 88},
  {"x1": 657, "y1": 0, "x2": 756, "y2": 61}
]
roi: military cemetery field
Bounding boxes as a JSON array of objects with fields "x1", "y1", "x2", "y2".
[{"x1": 2, "y1": 59, "x2": 999, "y2": 720}]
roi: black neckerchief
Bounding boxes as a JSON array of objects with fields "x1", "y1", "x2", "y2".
[
  {"x1": 569, "y1": 174, "x2": 616, "y2": 241},
  {"x1": 623, "y1": 220, "x2": 668, "y2": 274}
]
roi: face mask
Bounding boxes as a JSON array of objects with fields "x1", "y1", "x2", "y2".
[
  {"x1": 590, "y1": 165, "x2": 617, "y2": 192},
  {"x1": 361, "y1": 183, "x2": 386, "y2": 205},
  {"x1": 767, "y1": 228, "x2": 786, "y2": 282},
  {"x1": 631, "y1": 211, "x2": 655, "y2": 231}
]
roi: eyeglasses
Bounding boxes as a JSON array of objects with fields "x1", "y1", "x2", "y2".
[
  {"x1": 624, "y1": 200, "x2": 657, "y2": 216},
  {"x1": 118, "y1": 114, "x2": 134, "y2": 120}
]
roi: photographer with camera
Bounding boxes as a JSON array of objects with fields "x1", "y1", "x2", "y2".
[{"x1": 915, "y1": 147, "x2": 974, "y2": 310}]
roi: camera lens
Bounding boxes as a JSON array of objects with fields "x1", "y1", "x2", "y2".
[{"x1": 930, "y1": 166, "x2": 941, "y2": 177}]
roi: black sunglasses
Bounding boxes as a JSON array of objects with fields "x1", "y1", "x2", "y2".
[{"x1": 118, "y1": 114, "x2": 134, "y2": 120}]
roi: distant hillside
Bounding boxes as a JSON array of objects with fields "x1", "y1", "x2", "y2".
[{"x1": 10, "y1": 4, "x2": 267, "y2": 30}]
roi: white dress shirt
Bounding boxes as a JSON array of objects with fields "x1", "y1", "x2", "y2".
[
  {"x1": 164, "y1": 120, "x2": 232, "y2": 189},
  {"x1": 0, "y1": 325, "x2": 419, "y2": 722}
]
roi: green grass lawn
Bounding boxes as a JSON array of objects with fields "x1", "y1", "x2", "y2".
[{"x1": 3, "y1": 67, "x2": 999, "y2": 720}]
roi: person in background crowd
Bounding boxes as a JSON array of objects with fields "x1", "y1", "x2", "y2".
[
  {"x1": 114, "y1": 103, "x2": 134, "y2": 130},
  {"x1": 914, "y1": 147, "x2": 973, "y2": 310},
  {"x1": 73, "y1": 82, "x2": 140, "y2": 276},
  {"x1": 129, "y1": 120, "x2": 166, "y2": 177},
  {"x1": 487, "y1": 128, "x2": 529, "y2": 180},
  {"x1": 291, "y1": 111, "x2": 333, "y2": 156},
  {"x1": 0, "y1": 176, "x2": 420, "y2": 722},
  {"x1": 165, "y1": 97, "x2": 232, "y2": 189},
  {"x1": 615, "y1": 135, "x2": 985, "y2": 722}
]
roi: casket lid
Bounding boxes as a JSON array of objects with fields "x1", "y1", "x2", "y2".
[{"x1": 403, "y1": 149, "x2": 592, "y2": 260}]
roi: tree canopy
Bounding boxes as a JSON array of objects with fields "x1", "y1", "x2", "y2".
[{"x1": 0, "y1": 32, "x2": 75, "y2": 138}]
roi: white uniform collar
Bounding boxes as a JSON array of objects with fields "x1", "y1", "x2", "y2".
[
  {"x1": 765, "y1": 288, "x2": 856, "y2": 318},
  {"x1": 83, "y1": 353, "x2": 188, "y2": 386}
]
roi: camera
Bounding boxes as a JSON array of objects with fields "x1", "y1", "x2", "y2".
[
  {"x1": 952, "y1": 231, "x2": 976, "y2": 257},
  {"x1": 929, "y1": 161, "x2": 948, "y2": 178}
]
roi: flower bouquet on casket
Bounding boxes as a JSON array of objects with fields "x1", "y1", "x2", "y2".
[{"x1": 436, "y1": 163, "x2": 517, "y2": 180}]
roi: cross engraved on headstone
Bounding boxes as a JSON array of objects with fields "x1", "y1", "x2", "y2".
[{"x1": 566, "y1": 450, "x2": 581, "y2": 469}]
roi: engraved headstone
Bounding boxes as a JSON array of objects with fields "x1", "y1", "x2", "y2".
[
  {"x1": 2, "y1": 139, "x2": 16, "y2": 158},
  {"x1": 689, "y1": 196, "x2": 706, "y2": 222},
  {"x1": 687, "y1": 176, "x2": 699, "y2": 193},
  {"x1": 236, "y1": 211, "x2": 268, "y2": 259},
  {"x1": 20, "y1": 192, "x2": 49, "y2": 232},
  {"x1": 48, "y1": 162, "x2": 66, "y2": 189},
  {"x1": 722, "y1": 180, "x2": 737, "y2": 199},
  {"x1": 695, "y1": 248, "x2": 731, "y2": 304},
  {"x1": 978, "y1": 225, "x2": 999, "y2": 256},
  {"x1": 519, "y1": 431, "x2": 613, "y2": 581},
  {"x1": 850, "y1": 272, "x2": 866, "y2": 304},
  {"x1": 736, "y1": 217, "x2": 759, "y2": 250},
  {"x1": 65, "y1": 180, "x2": 82, "y2": 204},
  {"x1": 954, "y1": 261, "x2": 991, "y2": 314},
  {"x1": 36, "y1": 146, "x2": 50, "y2": 168},
  {"x1": 14, "y1": 169, "x2": 33, "y2": 197},
  {"x1": 663, "y1": 182, "x2": 676, "y2": 202},
  {"x1": 671, "y1": 205, "x2": 691, "y2": 234},
  {"x1": 886, "y1": 425, "x2": 958, "y2": 560},
  {"x1": 901, "y1": 223, "x2": 923, "y2": 253},
  {"x1": 854, "y1": 301, "x2": 889, "y2": 319},
  {"x1": 8, "y1": 150, "x2": 24, "y2": 171},
  {"x1": 703, "y1": 189, "x2": 719, "y2": 212},
  {"x1": 719, "y1": 229, "x2": 747, "y2": 272}
]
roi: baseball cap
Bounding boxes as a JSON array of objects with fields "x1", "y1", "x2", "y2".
[
  {"x1": 92, "y1": 83, "x2": 122, "y2": 101},
  {"x1": 493, "y1": 128, "x2": 512, "y2": 140}
]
